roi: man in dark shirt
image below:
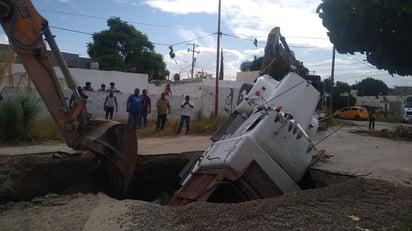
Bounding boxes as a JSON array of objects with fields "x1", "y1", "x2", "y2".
[
  {"x1": 140, "y1": 89, "x2": 151, "y2": 128},
  {"x1": 127, "y1": 88, "x2": 144, "y2": 130}
]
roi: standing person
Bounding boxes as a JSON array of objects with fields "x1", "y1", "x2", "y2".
[
  {"x1": 140, "y1": 89, "x2": 151, "y2": 128},
  {"x1": 104, "y1": 91, "x2": 118, "y2": 120},
  {"x1": 368, "y1": 107, "x2": 377, "y2": 130},
  {"x1": 127, "y1": 88, "x2": 144, "y2": 130},
  {"x1": 109, "y1": 82, "x2": 120, "y2": 93},
  {"x1": 177, "y1": 95, "x2": 194, "y2": 135},
  {"x1": 164, "y1": 83, "x2": 172, "y2": 96},
  {"x1": 156, "y1": 92, "x2": 170, "y2": 132},
  {"x1": 83, "y1": 81, "x2": 94, "y2": 91},
  {"x1": 98, "y1": 84, "x2": 106, "y2": 92}
]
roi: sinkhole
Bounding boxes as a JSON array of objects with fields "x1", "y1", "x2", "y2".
[{"x1": 0, "y1": 151, "x2": 353, "y2": 205}]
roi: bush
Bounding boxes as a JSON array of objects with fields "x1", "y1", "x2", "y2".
[
  {"x1": 30, "y1": 119, "x2": 63, "y2": 143},
  {"x1": 376, "y1": 111, "x2": 403, "y2": 123},
  {"x1": 0, "y1": 93, "x2": 41, "y2": 144},
  {"x1": 137, "y1": 112, "x2": 227, "y2": 137},
  {"x1": 190, "y1": 113, "x2": 227, "y2": 135}
]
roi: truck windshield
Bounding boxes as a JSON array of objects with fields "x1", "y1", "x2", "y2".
[{"x1": 405, "y1": 100, "x2": 412, "y2": 107}]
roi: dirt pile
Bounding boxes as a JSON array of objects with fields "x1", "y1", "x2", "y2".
[
  {"x1": 0, "y1": 178, "x2": 411, "y2": 230},
  {"x1": 354, "y1": 124, "x2": 412, "y2": 141}
]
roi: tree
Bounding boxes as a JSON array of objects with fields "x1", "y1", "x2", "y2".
[
  {"x1": 239, "y1": 56, "x2": 309, "y2": 81},
  {"x1": 352, "y1": 77, "x2": 388, "y2": 96},
  {"x1": 240, "y1": 56, "x2": 261, "y2": 72},
  {"x1": 317, "y1": 0, "x2": 412, "y2": 76},
  {"x1": 326, "y1": 81, "x2": 356, "y2": 111},
  {"x1": 323, "y1": 78, "x2": 333, "y2": 94},
  {"x1": 87, "y1": 17, "x2": 169, "y2": 80}
]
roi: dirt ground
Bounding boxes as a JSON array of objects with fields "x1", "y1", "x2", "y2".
[{"x1": 0, "y1": 122, "x2": 411, "y2": 230}]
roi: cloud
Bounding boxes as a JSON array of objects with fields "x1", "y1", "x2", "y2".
[
  {"x1": 174, "y1": 28, "x2": 216, "y2": 48},
  {"x1": 143, "y1": 0, "x2": 216, "y2": 14},
  {"x1": 223, "y1": 1, "x2": 329, "y2": 48},
  {"x1": 148, "y1": 0, "x2": 408, "y2": 87},
  {"x1": 165, "y1": 46, "x2": 249, "y2": 80},
  {"x1": 147, "y1": 0, "x2": 334, "y2": 81},
  {"x1": 144, "y1": 0, "x2": 329, "y2": 48}
]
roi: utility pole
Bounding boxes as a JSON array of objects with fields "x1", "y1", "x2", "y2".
[
  {"x1": 187, "y1": 43, "x2": 199, "y2": 79},
  {"x1": 214, "y1": 0, "x2": 221, "y2": 116},
  {"x1": 330, "y1": 44, "x2": 336, "y2": 113}
]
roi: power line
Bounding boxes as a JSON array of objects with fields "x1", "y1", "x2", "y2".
[
  {"x1": 40, "y1": 8, "x2": 331, "y2": 49},
  {"x1": 40, "y1": 7, "x2": 406, "y2": 83},
  {"x1": 38, "y1": 8, "x2": 215, "y2": 35},
  {"x1": 49, "y1": 24, "x2": 215, "y2": 49},
  {"x1": 38, "y1": 8, "x2": 107, "y2": 20},
  {"x1": 171, "y1": 33, "x2": 216, "y2": 47},
  {"x1": 50, "y1": 26, "x2": 93, "y2": 36}
]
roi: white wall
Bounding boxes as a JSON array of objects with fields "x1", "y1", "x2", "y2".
[
  {"x1": 0, "y1": 63, "x2": 148, "y2": 93},
  {"x1": 1, "y1": 63, "x2": 245, "y2": 124},
  {"x1": 78, "y1": 79, "x2": 244, "y2": 122}
]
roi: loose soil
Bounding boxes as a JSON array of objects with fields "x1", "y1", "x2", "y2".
[{"x1": 0, "y1": 178, "x2": 411, "y2": 230}]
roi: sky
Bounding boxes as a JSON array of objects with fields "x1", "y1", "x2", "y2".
[{"x1": 1, "y1": 0, "x2": 412, "y2": 88}]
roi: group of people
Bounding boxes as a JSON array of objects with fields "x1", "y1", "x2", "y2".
[
  {"x1": 126, "y1": 88, "x2": 152, "y2": 130},
  {"x1": 76, "y1": 82, "x2": 193, "y2": 134},
  {"x1": 99, "y1": 82, "x2": 121, "y2": 93},
  {"x1": 124, "y1": 84, "x2": 194, "y2": 135},
  {"x1": 82, "y1": 81, "x2": 121, "y2": 93}
]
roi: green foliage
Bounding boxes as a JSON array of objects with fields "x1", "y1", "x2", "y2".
[
  {"x1": 87, "y1": 17, "x2": 169, "y2": 80},
  {"x1": 29, "y1": 119, "x2": 63, "y2": 142},
  {"x1": 323, "y1": 78, "x2": 333, "y2": 94},
  {"x1": 317, "y1": 0, "x2": 412, "y2": 76},
  {"x1": 375, "y1": 110, "x2": 402, "y2": 123},
  {"x1": 327, "y1": 81, "x2": 356, "y2": 111},
  {"x1": 0, "y1": 94, "x2": 41, "y2": 143},
  {"x1": 240, "y1": 56, "x2": 262, "y2": 72},
  {"x1": 351, "y1": 77, "x2": 389, "y2": 96},
  {"x1": 190, "y1": 113, "x2": 227, "y2": 135},
  {"x1": 137, "y1": 113, "x2": 227, "y2": 138}
]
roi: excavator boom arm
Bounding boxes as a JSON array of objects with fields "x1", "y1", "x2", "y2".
[
  {"x1": 0, "y1": 0, "x2": 137, "y2": 194},
  {"x1": 0, "y1": 0, "x2": 84, "y2": 146},
  {"x1": 260, "y1": 27, "x2": 297, "y2": 77}
]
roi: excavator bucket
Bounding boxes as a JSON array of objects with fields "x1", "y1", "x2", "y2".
[{"x1": 78, "y1": 120, "x2": 137, "y2": 194}]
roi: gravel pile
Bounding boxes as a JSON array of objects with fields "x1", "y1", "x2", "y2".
[
  {"x1": 126, "y1": 178, "x2": 412, "y2": 231},
  {"x1": 1, "y1": 178, "x2": 411, "y2": 230}
]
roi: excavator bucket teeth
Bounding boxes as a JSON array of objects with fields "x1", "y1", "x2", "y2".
[{"x1": 78, "y1": 120, "x2": 137, "y2": 194}]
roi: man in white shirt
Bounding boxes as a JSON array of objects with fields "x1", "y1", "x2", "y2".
[{"x1": 177, "y1": 95, "x2": 194, "y2": 135}]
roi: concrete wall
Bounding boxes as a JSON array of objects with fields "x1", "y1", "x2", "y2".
[
  {"x1": 354, "y1": 95, "x2": 403, "y2": 115},
  {"x1": 0, "y1": 63, "x2": 148, "y2": 94},
  {"x1": 1, "y1": 69, "x2": 246, "y2": 123},
  {"x1": 2, "y1": 62, "x2": 407, "y2": 123}
]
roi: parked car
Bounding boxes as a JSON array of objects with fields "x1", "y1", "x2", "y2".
[{"x1": 334, "y1": 106, "x2": 369, "y2": 120}]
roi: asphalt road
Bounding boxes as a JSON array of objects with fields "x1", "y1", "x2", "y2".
[{"x1": 313, "y1": 121, "x2": 412, "y2": 186}]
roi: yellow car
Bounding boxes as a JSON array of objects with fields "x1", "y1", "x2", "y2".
[{"x1": 334, "y1": 106, "x2": 369, "y2": 120}]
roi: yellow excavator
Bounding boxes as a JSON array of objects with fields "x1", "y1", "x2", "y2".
[{"x1": 0, "y1": 0, "x2": 137, "y2": 194}]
